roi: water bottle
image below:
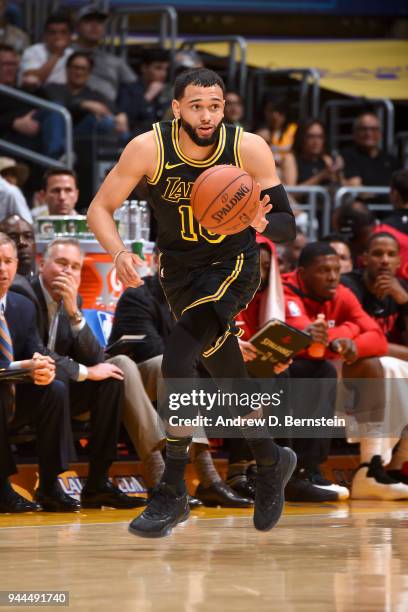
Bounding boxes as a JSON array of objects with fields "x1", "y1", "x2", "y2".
[
  {"x1": 129, "y1": 200, "x2": 140, "y2": 241},
  {"x1": 138, "y1": 201, "x2": 150, "y2": 241},
  {"x1": 119, "y1": 202, "x2": 129, "y2": 240},
  {"x1": 308, "y1": 314, "x2": 326, "y2": 358}
]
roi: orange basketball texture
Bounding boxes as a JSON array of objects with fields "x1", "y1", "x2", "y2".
[{"x1": 190, "y1": 165, "x2": 258, "y2": 235}]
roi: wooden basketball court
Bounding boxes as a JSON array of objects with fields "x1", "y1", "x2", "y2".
[{"x1": 1, "y1": 501, "x2": 408, "y2": 611}]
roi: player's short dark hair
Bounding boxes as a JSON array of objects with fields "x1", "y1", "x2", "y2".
[
  {"x1": 321, "y1": 233, "x2": 350, "y2": 247},
  {"x1": 298, "y1": 241, "x2": 337, "y2": 268},
  {"x1": 42, "y1": 167, "x2": 78, "y2": 190},
  {"x1": 365, "y1": 231, "x2": 400, "y2": 252},
  {"x1": 67, "y1": 51, "x2": 94, "y2": 70},
  {"x1": 174, "y1": 68, "x2": 226, "y2": 100},
  {"x1": 391, "y1": 169, "x2": 408, "y2": 202},
  {"x1": 44, "y1": 12, "x2": 73, "y2": 32}
]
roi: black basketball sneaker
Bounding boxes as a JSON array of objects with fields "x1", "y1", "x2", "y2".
[
  {"x1": 128, "y1": 483, "x2": 190, "y2": 538},
  {"x1": 253, "y1": 446, "x2": 297, "y2": 532}
]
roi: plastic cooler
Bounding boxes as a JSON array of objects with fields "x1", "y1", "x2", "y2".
[{"x1": 36, "y1": 239, "x2": 154, "y2": 308}]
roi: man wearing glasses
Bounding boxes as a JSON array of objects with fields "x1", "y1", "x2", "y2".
[{"x1": 342, "y1": 112, "x2": 399, "y2": 188}]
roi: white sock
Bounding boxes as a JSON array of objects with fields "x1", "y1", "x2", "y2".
[
  {"x1": 381, "y1": 437, "x2": 400, "y2": 467},
  {"x1": 388, "y1": 430, "x2": 408, "y2": 470},
  {"x1": 359, "y1": 437, "x2": 384, "y2": 464}
]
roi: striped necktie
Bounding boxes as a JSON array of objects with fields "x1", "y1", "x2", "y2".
[
  {"x1": 0, "y1": 306, "x2": 13, "y2": 363},
  {"x1": 0, "y1": 305, "x2": 15, "y2": 422}
]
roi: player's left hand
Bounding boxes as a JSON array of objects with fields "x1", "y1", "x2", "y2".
[{"x1": 250, "y1": 183, "x2": 272, "y2": 233}]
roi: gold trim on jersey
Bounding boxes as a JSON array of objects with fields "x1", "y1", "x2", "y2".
[
  {"x1": 181, "y1": 253, "x2": 244, "y2": 315},
  {"x1": 146, "y1": 123, "x2": 164, "y2": 185},
  {"x1": 233, "y1": 126, "x2": 244, "y2": 168},
  {"x1": 171, "y1": 119, "x2": 226, "y2": 167}
]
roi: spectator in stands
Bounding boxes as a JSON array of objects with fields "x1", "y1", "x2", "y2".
[
  {"x1": 29, "y1": 237, "x2": 146, "y2": 509},
  {"x1": 224, "y1": 90, "x2": 245, "y2": 127},
  {"x1": 332, "y1": 201, "x2": 376, "y2": 268},
  {"x1": 0, "y1": 232, "x2": 79, "y2": 513},
  {"x1": 278, "y1": 229, "x2": 308, "y2": 273},
  {"x1": 256, "y1": 98, "x2": 297, "y2": 171},
  {"x1": 117, "y1": 48, "x2": 171, "y2": 133},
  {"x1": 174, "y1": 50, "x2": 204, "y2": 74},
  {"x1": 376, "y1": 170, "x2": 408, "y2": 280},
  {"x1": 383, "y1": 170, "x2": 408, "y2": 235},
  {"x1": 37, "y1": 167, "x2": 79, "y2": 216},
  {"x1": 281, "y1": 119, "x2": 344, "y2": 190},
  {"x1": 72, "y1": 4, "x2": 136, "y2": 104},
  {"x1": 0, "y1": 156, "x2": 29, "y2": 188},
  {"x1": 342, "y1": 232, "x2": 408, "y2": 352},
  {"x1": 322, "y1": 233, "x2": 353, "y2": 274},
  {"x1": 342, "y1": 112, "x2": 399, "y2": 188},
  {"x1": 0, "y1": 170, "x2": 32, "y2": 224},
  {"x1": 0, "y1": 213, "x2": 36, "y2": 277},
  {"x1": 0, "y1": 44, "x2": 65, "y2": 158},
  {"x1": 44, "y1": 52, "x2": 129, "y2": 141},
  {"x1": 0, "y1": 0, "x2": 29, "y2": 53},
  {"x1": 281, "y1": 242, "x2": 404, "y2": 501},
  {"x1": 109, "y1": 250, "x2": 253, "y2": 508},
  {"x1": 19, "y1": 13, "x2": 73, "y2": 90}
]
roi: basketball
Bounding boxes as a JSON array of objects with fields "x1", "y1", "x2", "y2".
[{"x1": 190, "y1": 165, "x2": 259, "y2": 235}]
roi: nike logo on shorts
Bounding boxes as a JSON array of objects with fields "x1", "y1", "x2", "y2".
[{"x1": 165, "y1": 161, "x2": 185, "y2": 170}]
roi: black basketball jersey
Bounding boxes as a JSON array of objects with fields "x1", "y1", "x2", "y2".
[{"x1": 146, "y1": 119, "x2": 256, "y2": 266}]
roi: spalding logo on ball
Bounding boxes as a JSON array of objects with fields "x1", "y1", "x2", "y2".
[{"x1": 190, "y1": 165, "x2": 259, "y2": 235}]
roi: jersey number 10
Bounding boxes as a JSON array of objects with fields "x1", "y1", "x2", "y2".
[{"x1": 178, "y1": 205, "x2": 225, "y2": 244}]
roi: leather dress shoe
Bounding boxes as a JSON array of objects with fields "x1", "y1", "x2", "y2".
[
  {"x1": 195, "y1": 481, "x2": 254, "y2": 508},
  {"x1": 147, "y1": 487, "x2": 202, "y2": 508},
  {"x1": 34, "y1": 488, "x2": 81, "y2": 512},
  {"x1": 0, "y1": 490, "x2": 40, "y2": 513},
  {"x1": 226, "y1": 473, "x2": 256, "y2": 500},
  {"x1": 188, "y1": 494, "x2": 203, "y2": 509},
  {"x1": 81, "y1": 480, "x2": 147, "y2": 509}
]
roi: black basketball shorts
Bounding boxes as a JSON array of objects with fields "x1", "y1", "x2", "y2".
[{"x1": 158, "y1": 247, "x2": 260, "y2": 358}]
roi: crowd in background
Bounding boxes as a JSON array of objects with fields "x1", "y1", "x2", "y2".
[{"x1": 1, "y1": 2, "x2": 408, "y2": 514}]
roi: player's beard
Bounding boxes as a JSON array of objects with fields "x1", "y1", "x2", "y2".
[{"x1": 180, "y1": 117, "x2": 223, "y2": 147}]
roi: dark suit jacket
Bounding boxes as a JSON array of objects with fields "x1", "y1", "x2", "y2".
[
  {"x1": 109, "y1": 274, "x2": 174, "y2": 363},
  {"x1": 19, "y1": 276, "x2": 104, "y2": 381},
  {"x1": 4, "y1": 290, "x2": 44, "y2": 361}
]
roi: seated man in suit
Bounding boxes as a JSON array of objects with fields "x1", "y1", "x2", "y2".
[
  {"x1": 32, "y1": 237, "x2": 145, "y2": 509},
  {"x1": 0, "y1": 232, "x2": 79, "y2": 513}
]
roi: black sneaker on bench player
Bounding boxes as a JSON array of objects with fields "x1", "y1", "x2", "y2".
[{"x1": 285, "y1": 466, "x2": 349, "y2": 502}]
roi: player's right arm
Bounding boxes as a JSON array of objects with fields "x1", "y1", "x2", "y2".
[{"x1": 87, "y1": 131, "x2": 157, "y2": 287}]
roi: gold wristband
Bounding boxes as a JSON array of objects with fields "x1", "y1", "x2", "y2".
[{"x1": 113, "y1": 249, "x2": 130, "y2": 266}]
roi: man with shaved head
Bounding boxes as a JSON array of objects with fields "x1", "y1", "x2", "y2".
[{"x1": 0, "y1": 214, "x2": 36, "y2": 277}]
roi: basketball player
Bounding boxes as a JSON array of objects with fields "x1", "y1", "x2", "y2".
[{"x1": 87, "y1": 68, "x2": 296, "y2": 538}]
